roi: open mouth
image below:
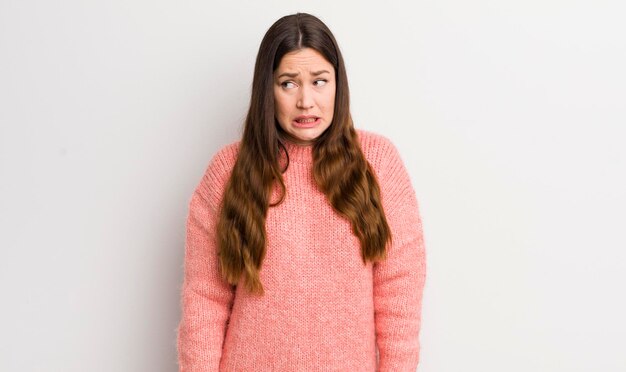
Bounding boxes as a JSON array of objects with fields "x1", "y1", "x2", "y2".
[
  {"x1": 292, "y1": 116, "x2": 321, "y2": 128},
  {"x1": 295, "y1": 117, "x2": 319, "y2": 123}
]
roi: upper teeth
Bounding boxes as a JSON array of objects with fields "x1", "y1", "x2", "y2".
[{"x1": 297, "y1": 118, "x2": 316, "y2": 123}]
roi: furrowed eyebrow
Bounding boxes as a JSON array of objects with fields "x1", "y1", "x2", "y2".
[
  {"x1": 277, "y1": 72, "x2": 298, "y2": 79},
  {"x1": 311, "y1": 70, "x2": 331, "y2": 76},
  {"x1": 276, "y1": 70, "x2": 331, "y2": 79}
]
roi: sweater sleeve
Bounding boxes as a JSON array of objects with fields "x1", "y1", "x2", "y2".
[
  {"x1": 373, "y1": 138, "x2": 427, "y2": 372},
  {"x1": 177, "y1": 149, "x2": 237, "y2": 372}
]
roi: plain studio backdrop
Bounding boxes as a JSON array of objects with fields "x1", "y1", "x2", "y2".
[{"x1": 1, "y1": 0, "x2": 624, "y2": 371}]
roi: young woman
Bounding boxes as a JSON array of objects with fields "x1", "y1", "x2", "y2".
[{"x1": 177, "y1": 12, "x2": 427, "y2": 371}]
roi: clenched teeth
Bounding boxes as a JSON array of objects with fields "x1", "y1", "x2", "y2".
[{"x1": 296, "y1": 118, "x2": 317, "y2": 123}]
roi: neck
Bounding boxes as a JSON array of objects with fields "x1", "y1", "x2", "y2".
[
  {"x1": 278, "y1": 131, "x2": 316, "y2": 147},
  {"x1": 280, "y1": 137, "x2": 314, "y2": 164}
]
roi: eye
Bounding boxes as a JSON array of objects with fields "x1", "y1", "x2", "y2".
[
  {"x1": 314, "y1": 79, "x2": 328, "y2": 87},
  {"x1": 281, "y1": 81, "x2": 296, "y2": 89}
]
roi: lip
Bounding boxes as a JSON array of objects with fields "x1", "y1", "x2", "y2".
[{"x1": 292, "y1": 115, "x2": 321, "y2": 128}]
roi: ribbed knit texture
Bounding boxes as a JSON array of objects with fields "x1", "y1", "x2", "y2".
[{"x1": 177, "y1": 130, "x2": 426, "y2": 372}]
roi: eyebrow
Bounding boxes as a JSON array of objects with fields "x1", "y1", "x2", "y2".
[{"x1": 276, "y1": 70, "x2": 331, "y2": 79}]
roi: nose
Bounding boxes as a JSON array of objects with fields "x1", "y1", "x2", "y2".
[{"x1": 296, "y1": 85, "x2": 314, "y2": 109}]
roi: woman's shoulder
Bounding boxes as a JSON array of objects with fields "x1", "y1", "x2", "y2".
[
  {"x1": 189, "y1": 140, "x2": 241, "y2": 209},
  {"x1": 205, "y1": 140, "x2": 241, "y2": 176},
  {"x1": 355, "y1": 129, "x2": 402, "y2": 171},
  {"x1": 196, "y1": 140, "x2": 240, "y2": 191}
]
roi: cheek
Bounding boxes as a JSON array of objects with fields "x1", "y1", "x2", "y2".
[
  {"x1": 274, "y1": 95, "x2": 288, "y2": 117},
  {"x1": 275, "y1": 96, "x2": 295, "y2": 129},
  {"x1": 327, "y1": 83, "x2": 337, "y2": 106},
  {"x1": 324, "y1": 91, "x2": 336, "y2": 112}
]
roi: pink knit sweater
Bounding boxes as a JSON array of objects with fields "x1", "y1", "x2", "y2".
[{"x1": 177, "y1": 130, "x2": 426, "y2": 371}]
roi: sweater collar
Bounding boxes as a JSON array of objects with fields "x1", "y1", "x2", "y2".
[{"x1": 281, "y1": 140, "x2": 313, "y2": 164}]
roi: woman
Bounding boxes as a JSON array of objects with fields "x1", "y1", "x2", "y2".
[{"x1": 177, "y1": 13, "x2": 426, "y2": 371}]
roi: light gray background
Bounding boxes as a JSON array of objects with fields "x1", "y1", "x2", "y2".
[{"x1": 1, "y1": 1, "x2": 625, "y2": 371}]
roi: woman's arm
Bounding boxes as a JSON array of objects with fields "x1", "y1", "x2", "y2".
[
  {"x1": 177, "y1": 150, "x2": 237, "y2": 372},
  {"x1": 373, "y1": 138, "x2": 427, "y2": 372}
]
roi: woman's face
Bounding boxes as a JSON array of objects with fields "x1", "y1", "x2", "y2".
[{"x1": 274, "y1": 48, "x2": 336, "y2": 143}]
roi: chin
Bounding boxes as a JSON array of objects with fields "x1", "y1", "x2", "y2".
[{"x1": 292, "y1": 129, "x2": 324, "y2": 142}]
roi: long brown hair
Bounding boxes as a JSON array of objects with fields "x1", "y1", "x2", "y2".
[{"x1": 217, "y1": 13, "x2": 391, "y2": 295}]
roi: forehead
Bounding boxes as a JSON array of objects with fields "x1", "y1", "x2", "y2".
[{"x1": 275, "y1": 48, "x2": 334, "y2": 73}]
